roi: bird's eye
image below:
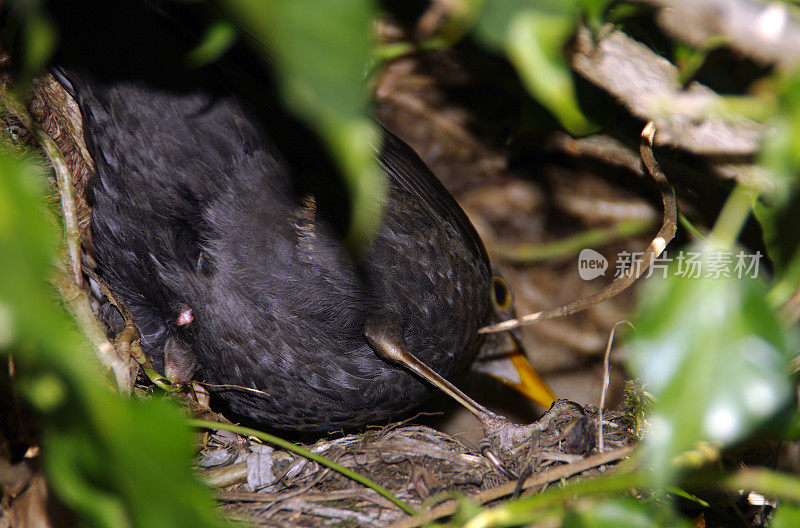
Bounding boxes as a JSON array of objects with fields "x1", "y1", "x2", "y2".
[{"x1": 491, "y1": 276, "x2": 512, "y2": 311}]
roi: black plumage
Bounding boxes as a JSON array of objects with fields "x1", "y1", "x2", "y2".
[{"x1": 50, "y1": 0, "x2": 494, "y2": 430}]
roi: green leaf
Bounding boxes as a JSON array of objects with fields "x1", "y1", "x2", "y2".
[
  {"x1": 220, "y1": 0, "x2": 385, "y2": 251},
  {"x1": 578, "y1": 0, "x2": 612, "y2": 32},
  {"x1": 756, "y1": 74, "x2": 800, "y2": 306},
  {"x1": 773, "y1": 504, "x2": 800, "y2": 528},
  {"x1": 186, "y1": 19, "x2": 238, "y2": 68},
  {"x1": 758, "y1": 73, "x2": 800, "y2": 206},
  {"x1": 754, "y1": 191, "x2": 800, "y2": 306},
  {"x1": 673, "y1": 37, "x2": 730, "y2": 86},
  {"x1": 472, "y1": 0, "x2": 594, "y2": 135},
  {"x1": 625, "y1": 247, "x2": 797, "y2": 485},
  {"x1": 472, "y1": 0, "x2": 576, "y2": 48},
  {"x1": 0, "y1": 151, "x2": 223, "y2": 528},
  {"x1": 506, "y1": 11, "x2": 594, "y2": 135},
  {"x1": 22, "y1": 11, "x2": 56, "y2": 78},
  {"x1": 3, "y1": 0, "x2": 57, "y2": 92},
  {"x1": 562, "y1": 497, "x2": 690, "y2": 528}
]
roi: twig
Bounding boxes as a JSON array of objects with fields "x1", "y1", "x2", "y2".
[
  {"x1": 51, "y1": 268, "x2": 136, "y2": 393},
  {"x1": 388, "y1": 446, "x2": 634, "y2": 528},
  {"x1": 79, "y1": 267, "x2": 166, "y2": 390},
  {"x1": 273, "y1": 500, "x2": 384, "y2": 527},
  {"x1": 480, "y1": 122, "x2": 677, "y2": 334},
  {"x1": 82, "y1": 266, "x2": 135, "y2": 323},
  {"x1": 40, "y1": 130, "x2": 83, "y2": 287},
  {"x1": 1, "y1": 91, "x2": 84, "y2": 286},
  {"x1": 117, "y1": 326, "x2": 172, "y2": 392},
  {"x1": 196, "y1": 381, "x2": 271, "y2": 398},
  {"x1": 598, "y1": 321, "x2": 634, "y2": 454},
  {"x1": 197, "y1": 462, "x2": 248, "y2": 488},
  {"x1": 216, "y1": 488, "x2": 399, "y2": 510},
  {"x1": 549, "y1": 133, "x2": 643, "y2": 175}
]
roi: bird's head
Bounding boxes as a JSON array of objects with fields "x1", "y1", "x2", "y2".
[{"x1": 472, "y1": 271, "x2": 557, "y2": 409}]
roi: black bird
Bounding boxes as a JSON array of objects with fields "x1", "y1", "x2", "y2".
[{"x1": 48, "y1": 0, "x2": 555, "y2": 430}]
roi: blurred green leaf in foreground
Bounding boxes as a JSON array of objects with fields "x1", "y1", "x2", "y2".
[
  {"x1": 626, "y1": 248, "x2": 797, "y2": 486},
  {"x1": 0, "y1": 151, "x2": 223, "y2": 528},
  {"x1": 472, "y1": 0, "x2": 595, "y2": 135},
  {"x1": 773, "y1": 504, "x2": 800, "y2": 528},
  {"x1": 562, "y1": 497, "x2": 690, "y2": 528},
  {"x1": 221, "y1": 0, "x2": 386, "y2": 253}
]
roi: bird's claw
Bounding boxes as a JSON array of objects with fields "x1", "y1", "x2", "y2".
[
  {"x1": 478, "y1": 399, "x2": 582, "y2": 456},
  {"x1": 478, "y1": 438, "x2": 516, "y2": 479}
]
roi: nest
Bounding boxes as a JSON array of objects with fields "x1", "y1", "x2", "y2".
[{"x1": 194, "y1": 405, "x2": 636, "y2": 527}]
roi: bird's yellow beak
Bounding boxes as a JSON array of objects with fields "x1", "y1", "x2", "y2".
[
  {"x1": 505, "y1": 346, "x2": 556, "y2": 407},
  {"x1": 472, "y1": 331, "x2": 556, "y2": 408}
]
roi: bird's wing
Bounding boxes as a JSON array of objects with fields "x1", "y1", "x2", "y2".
[{"x1": 378, "y1": 127, "x2": 490, "y2": 270}]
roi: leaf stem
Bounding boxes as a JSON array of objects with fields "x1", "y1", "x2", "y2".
[{"x1": 707, "y1": 183, "x2": 758, "y2": 249}]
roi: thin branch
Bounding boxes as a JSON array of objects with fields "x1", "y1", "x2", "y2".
[
  {"x1": 82, "y1": 265, "x2": 135, "y2": 323},
  {"x1": 549, "y1": 133, "x2": 643, "y2": 175},
  {"x1": 51, "y1": 268, "x2": 137, "y2": 394},
  {"x1": 28, "y1": 73, "x2": 96, "y2": 245},
  {"x1": 598, "y1": 321, "x2": 634, "y2": 454},
  {"x1": 1, "y1": 91, "x2": 84, "y2": 286},
  {"x1": 480, "y1": 122, "x2": 677, "y2": 334},
  {"x1": 39, "y1": 127, "x2": 83, "y2": 287},
  {"x1": 388, "y1": 446, "x2": 635, "y2": 528}
]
